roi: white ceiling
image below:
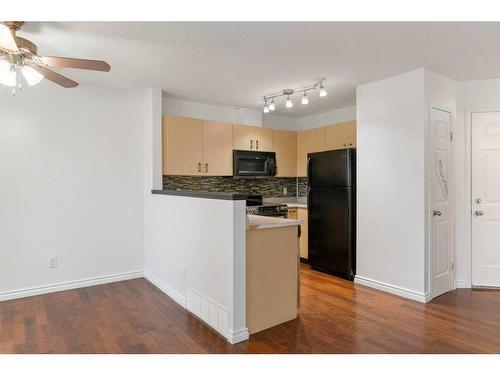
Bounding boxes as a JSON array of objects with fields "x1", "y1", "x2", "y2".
[{"x1": 18, "y1": 22, "x2": 500, "y2": 117}]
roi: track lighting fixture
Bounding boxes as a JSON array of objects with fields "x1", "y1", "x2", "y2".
[
  {"x1": 319, "y1": 82, "x2": 327, "y2": 97},
  {"x1": 262, "y1": 79, "x2": 326, "y2": 112},
  {"x1": 301, "y1": 91, "x2": 309, "y2": 105},
  {"x1": 269, "y1": 99, "x2": 275, "y2": 111}
]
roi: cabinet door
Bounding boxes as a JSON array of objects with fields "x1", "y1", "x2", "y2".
[
  {"x1": 297, "y1": 127, "x2": 325, "y2": 177},
  {"x1": 287, "y1": 207, "x2": 298, "y2": 219},
  {"x1": 272, "y1": 129, "x2": 297, "y2": 177},
  {"x1": 298, "y1": 208, "x2": 308, "y2": 259},
  {"x1": 233, "y1": 124, "x2": 255, "y2": 151},
  {"x1": 163, "y1": 116, "x2": 203, "y2": 175},
  {"x1": 345, "y1": 121, "x2": 356, "y2": 148},
  {"x1": 325, "y1": 121, "x2": 357, "y2": 150},
  {"x1": 202, "y1": 120, "x2": 233, "y2": 176},
  {"x1": 325, "y1": 123, "x2": 347, "y2": 150},
  {"x1": 253, "y1": 127, "x2": 273, "y2": 151}
]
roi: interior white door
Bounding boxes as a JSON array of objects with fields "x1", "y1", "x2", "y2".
[
  {"x1": 472, "y1": 112, "x2": 500, "y2": 287},
  {"x1": 430, "y1": 107, "x2": 453, "y2": 299}
]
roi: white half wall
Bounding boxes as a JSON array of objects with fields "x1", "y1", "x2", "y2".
[
  {"x1": 455, "y1": 78, "x2": 500, "y2": 288},
  {"x1": 144, "y1": 194, "x2": 248, "y2": 344},
  {"x1": 0, "y1": 83, "x2": 147, "y2": 300},
  {"x1": 356, "y1": 69, "x2": 427, "y2": 299}
]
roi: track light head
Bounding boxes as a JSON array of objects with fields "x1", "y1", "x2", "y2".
[
  {"x1": 286, "y1": 95, "x2": 293, "y2": 108},
  {"x1": 301, "y1": 92, "x2": 309, "y2": 105},
  {"x1": 269, "y1": 99, "x2": 275, "y2": 111},
  {"x1": 319, "y1": 82, "x2": 327, "y2": 97}
]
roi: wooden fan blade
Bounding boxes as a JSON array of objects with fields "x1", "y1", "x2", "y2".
[
  {"x1": 0, "y1": 23, "x2": 19, "y2": 53},
  {"x1": 31, "y1": 65, "x2": 78, "y2": 88},
  {"x1": 40, "y1": 56, "x2": 111, "y2": 72}
]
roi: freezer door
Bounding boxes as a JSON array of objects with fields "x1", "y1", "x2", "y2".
[
  {"x1": 308, "y1": 187, "x2": 354, "y2": 278},
  {"x1": 307, "y1": 149, "x2": 353, "y2": 188}
]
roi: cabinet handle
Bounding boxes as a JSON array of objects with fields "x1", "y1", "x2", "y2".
[
  {"x1": 205, "y1": 163, "x2": 208, "y2": 173},
  {"x1": 198, "y1": 163, "x2": 201, "y2": 173},
  {"x1": 256, "y1": 140, "x2": 259, "y2": 150},
  {"x1": 250, "y1": 139, "x2": 253, "y2": 149}
]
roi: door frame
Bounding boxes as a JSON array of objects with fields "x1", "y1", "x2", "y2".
[
  {"x1": 465, "y1": 107, "x2": 500, "y2": 288},
  {"x1": 427, "y1": 103, "x2": 456, "y2": 300}
]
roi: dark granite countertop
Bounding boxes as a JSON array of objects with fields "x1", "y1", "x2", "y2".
[{"x1": 151, "y1": 190, "x2": 248, "y2": 201}]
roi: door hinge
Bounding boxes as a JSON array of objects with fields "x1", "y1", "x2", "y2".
[
  {"x1": 451, "y1": 262, "x2": 454, "y2": 270},
  {"x1": 450, "y1": 132, "x2": 454, "y2": 142}
]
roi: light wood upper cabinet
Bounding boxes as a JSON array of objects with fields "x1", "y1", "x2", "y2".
[
  {"x1": 202, "y1": 120, "x2": 233, "y2": 176},
  {"x1": 253, "y1": 127, "x2": 273, "y2": 151},
  {"x1": 233, "y1": 124, "x2": 254, "y2": 151},
  {"x1": 233, "y1": 124, "x2": 273, "y2": 151},
  {"x1": 272, "y1": 129, "x2": 297, "y2": 177},
  {"x1": 163, "y1": 116, "x2": 203, "y2": 175},
  {"x1": 325, "y1": 121, "x2": 356, "y2": 150},
  {"x1": 297, "y1": 127, "x2": 326, "y2": 177}
]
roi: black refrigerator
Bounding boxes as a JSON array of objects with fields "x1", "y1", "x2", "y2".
[{"x1": 307, "y1": 148, "x2": 356, "y2": 280}]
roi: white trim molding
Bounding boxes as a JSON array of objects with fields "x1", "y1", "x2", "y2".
[
  {"x1": 227, "y1": 328, "x2": 250, "y2": 344},
  {"x1": 0, "y1": 270, "x2": 144, "y2": 302},
  {"x1": 186, "y1": 286, "x2": 249, "y2": 344},
  {"x1": 455, "y1": 280, "x2": 470, "y2": 288},
  {"x1": 354, "y1": 275, "x2": 431, "y2": 303},
  {"x1": 144, "y1": 271, "x2": 187, "y2": 308}
]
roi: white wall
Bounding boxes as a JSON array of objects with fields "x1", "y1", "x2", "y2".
[
  {"x1": 262, "y1": 113, "x2": 298, "y2": 131},
  {"x1": 163, "y1": 96, "x2": 262, "y2": 126},
  {"x1": 356, "y1": 69, "x2": 427, "y2": 300},
  {"x1": 0, "y1": 83, "x2": 147, "y2": 299},
  {"x1": 356, "y1": 68, "x2": 457, "y2": 301},
  {"x1": 163, "y1": 96, "x2": 355, "y2": 132},
  {"x1": 455, "y1": 78, "x2": 500, "y2": 287},
  {"x1": 297, "y1": 105, "x2": 356, "y2": 131}
]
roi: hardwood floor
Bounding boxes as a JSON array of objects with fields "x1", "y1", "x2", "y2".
[{"x1": 1, "y1": 264, "x2": 500, "y2": 353}]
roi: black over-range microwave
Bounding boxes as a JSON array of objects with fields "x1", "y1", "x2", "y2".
[{"x1": 233, "y1": 150, "x2": 277, "y2": 177}]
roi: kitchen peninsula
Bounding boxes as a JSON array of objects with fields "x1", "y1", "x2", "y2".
[{"x1": 148, "y1": 189, "x2": 302, "y2": 342}]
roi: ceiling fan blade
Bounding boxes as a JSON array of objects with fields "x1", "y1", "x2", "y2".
[
  {"x1": 31, "y1": 65, "x2": 78, "y2": 88},
  {"x1": 40, "y1": 56, "x2": 111, "y2": 72},
  {"x1": 0, "y1": 23, "x2": 19, "y2": 53}
]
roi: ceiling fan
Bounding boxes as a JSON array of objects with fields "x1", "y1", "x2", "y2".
[{"x1": 0, "y1": 21, "x2": 111, "y2": 94}]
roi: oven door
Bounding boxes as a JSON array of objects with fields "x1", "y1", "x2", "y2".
[{"x1": 233, "y1": 150, "x2": 276, "y2": 177}]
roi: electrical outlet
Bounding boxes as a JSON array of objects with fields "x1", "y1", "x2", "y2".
[
  {"x1": 283, "y1": 187, "x2": 288, "y2": 195},
  {"x1": 48, "y1": 257, "x2": 58, "y2": 269}
]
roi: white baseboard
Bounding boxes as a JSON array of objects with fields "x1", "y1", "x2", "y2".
[
  {"x1": 354, "y1": 275, "x2": 430, "y2": 303},
  {"x1": 0, "y1": 270, "x2": 144, "y2": 302},
  {"x1": 227, "y1": 328, "x2": 250, "y2": 344},
  {"x1": 144, "y1": 271, "x2": 187, "y2": 308},
  {"x1": 455, "y1": 280, "x2": 470, "y2": 288}
]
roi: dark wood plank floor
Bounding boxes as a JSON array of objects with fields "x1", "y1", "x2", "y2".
[{"x1": 1, "y1": 264, "x2": 500, "y2": 353}]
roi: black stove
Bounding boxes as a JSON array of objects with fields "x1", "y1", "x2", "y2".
[
  {"x1": 246, "y1": 204, "x2": 289, "y2": 217},
  {"x1": 243, "y1": 195, "x2": 288, "y2": 217}
]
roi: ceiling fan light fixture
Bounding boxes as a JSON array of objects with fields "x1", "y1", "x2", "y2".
[
  {"x1": 0, "y1": 23, "x2": 19, "y2": 53},
  {"x1": 22, "y1": 65, "x2": 43, "y2": 86},
  {"x1": 0, "y1": 59, "x2": 16, "y2": 86}
]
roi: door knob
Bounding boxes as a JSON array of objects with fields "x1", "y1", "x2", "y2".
[
  {"x1": 433, "y1": 210, "x2": 442, "y2": 216},
  {"x1": 475, "y1": 210, "x2": 484, "y2": 216}
]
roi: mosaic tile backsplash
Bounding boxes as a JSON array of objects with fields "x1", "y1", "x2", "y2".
[{"x1": 163, "y1": 175, "x2": 306, "y2": 198}]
